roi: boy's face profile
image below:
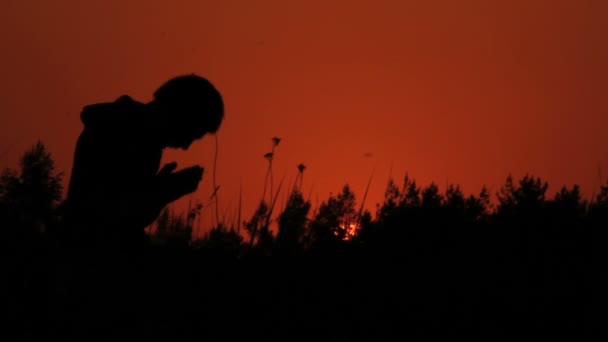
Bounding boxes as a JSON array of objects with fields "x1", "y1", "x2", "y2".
[
  {"x1": 166, "y1": 132, "x2": 201, "y2": 150},
  {"x1": 162, "y1": 116, "x2": 206, "y2": 150},
  {"x1": 161, "y1": 107, "x2": 221, "y2": 150}
]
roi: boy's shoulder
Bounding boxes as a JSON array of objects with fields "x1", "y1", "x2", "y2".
[
  {"x1": 115, "y1": 95, "x2": 141, "y2": 106},
  {"x1": 80, "y1": 95, "x2": 146, "y2": 128}
]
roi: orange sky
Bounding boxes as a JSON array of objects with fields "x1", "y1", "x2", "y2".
[{"x1": 1, "y1": 0, "x2": 607, "y2": 236}]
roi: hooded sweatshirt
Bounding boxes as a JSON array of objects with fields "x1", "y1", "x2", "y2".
[{"x1": 64, "y1": 95, "x2": 163, "y2": 243}]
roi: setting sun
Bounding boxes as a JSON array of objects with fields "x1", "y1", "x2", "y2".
[{"x1": 337, "y1": 222, "x2": 359, "y2": 241}]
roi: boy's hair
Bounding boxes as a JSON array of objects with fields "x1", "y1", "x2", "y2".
[{"x1": 153, "y1": 74, "x2": 224, "y2": 135}]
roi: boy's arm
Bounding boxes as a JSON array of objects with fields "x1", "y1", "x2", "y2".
[{"x1": 115, "y1": 165, "x2": 204, "y2": 229}]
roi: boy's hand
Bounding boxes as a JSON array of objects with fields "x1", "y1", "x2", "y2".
[
  {"x1": 158, "y1": 162, "x2": 178, "y2": 176},
  {"x1": 175, "y1": 166, "x2": 204, "y2": 194},
  {"x1": 158, "y1": 165, "x2": 204, "y2": 204}
]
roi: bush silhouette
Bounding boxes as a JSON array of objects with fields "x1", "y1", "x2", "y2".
[{"x1": 2, "y1": 141, "x2": 601, "y2": 339}]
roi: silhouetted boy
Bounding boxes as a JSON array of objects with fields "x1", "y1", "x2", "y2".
[{"x1": 63, "y1": 74, "x2": 224, "y2": 249}]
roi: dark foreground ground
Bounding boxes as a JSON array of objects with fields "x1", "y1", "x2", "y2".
[{"x1": 5, "y1": 242, "x2": 600, "y2": 341}]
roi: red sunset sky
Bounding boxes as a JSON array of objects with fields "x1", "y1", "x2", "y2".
[{"x1": 1, "y1": 0, "x2": 607, "y2": 236}]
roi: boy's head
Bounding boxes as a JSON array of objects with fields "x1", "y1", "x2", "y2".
[{"x1": 151, "y1": 74, "x2": 224, "y2": 149}]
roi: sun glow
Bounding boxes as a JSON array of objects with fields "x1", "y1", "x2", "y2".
[{"x1": 336, "y1": 222, "x2": 358, "y2": 241}]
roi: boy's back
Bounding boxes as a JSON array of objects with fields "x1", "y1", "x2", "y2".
[{"x1": 65, "y1": 95, "x2": 162, "y2": 247}]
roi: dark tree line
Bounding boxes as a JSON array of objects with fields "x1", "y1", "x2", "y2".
[
  {"x1": 1, "y1": 141, "x2": 63, "y2": 248},
  {"x1": 2, "y1": 141, "x2": 604, "y2": 339}
]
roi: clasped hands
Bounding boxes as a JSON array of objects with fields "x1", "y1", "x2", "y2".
[{"x1": 156, "y1": 162, "x2": 204, "y2": 204}]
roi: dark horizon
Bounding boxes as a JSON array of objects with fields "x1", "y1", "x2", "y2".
[{"x1": 2, "y1": 140, "x2": 603, "y2": 338}]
